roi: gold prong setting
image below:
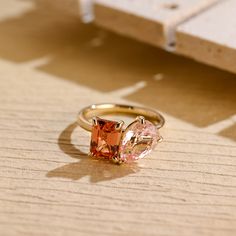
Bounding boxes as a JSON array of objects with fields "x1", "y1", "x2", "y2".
[
  {"x1": 92, "y1": 117, "x2": 98, "y2": 126},
  {"x1": 112, "y1": 156, "x2": 124, "y2": 165},
  {"x1": 135, "y1": 116, "x2": 146, "y2": 124},
  {"x1": 115, "y1": 120, "x2": 124, "y2": 130}
]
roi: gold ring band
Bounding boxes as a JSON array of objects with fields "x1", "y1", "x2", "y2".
[{"x1": 77, "y1": 103, "x2": 165, "y2": 132}]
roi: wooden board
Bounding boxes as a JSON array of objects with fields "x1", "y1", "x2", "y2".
[
  {"x1": 1, "y1": 1, "x2": 236, "y2": 236},
  {"x1": 93, "y1": 0, "x2": 219, "y2": 49},
  {"x1": 176, "y1": 0, "x2": 236, "y2": 74},
  {"x1": 82, "y1": 0, "x2": 236, "y2": 74}
]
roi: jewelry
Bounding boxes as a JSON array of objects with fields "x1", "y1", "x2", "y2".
[{"x1": 77, "y1": 103, "x2": 165, "y2": 164}]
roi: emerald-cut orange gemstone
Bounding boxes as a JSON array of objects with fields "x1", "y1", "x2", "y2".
[{"x1": 90, "y1": 117, "x2": 122, "y2": 159}]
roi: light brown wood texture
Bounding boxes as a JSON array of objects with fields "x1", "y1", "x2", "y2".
[
  {"x1": 1, "y1": 1, "x2": 236, "y2": 236},
  {"x1": 93, "y1": 0, "x2": 219, "y2": 49}
]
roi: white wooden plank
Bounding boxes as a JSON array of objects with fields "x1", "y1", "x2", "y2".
[
  {"x1": 79, "y1": 0, "x2": 94, "y2": 23},
  {"x1": 176, "y1": 0, "x2": 236, "y2": 74},
  {"x1": 93, "y1": 0, "x2": 219, "y2": 49}
]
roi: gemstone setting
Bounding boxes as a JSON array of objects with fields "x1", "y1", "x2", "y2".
[
  {"x1": 118, "y1": 118, "x2": 160, "y2": 163},
  {"x1": 89, "y1": 116, "x2": 161, "y2": 164},
  {"x1": 90, "y1": 117, "x2": 123, "y2": 159}
]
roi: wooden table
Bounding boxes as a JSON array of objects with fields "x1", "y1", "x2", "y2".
[{"x1": 1, "y1": 1, "x2": 236, "y2": 235}]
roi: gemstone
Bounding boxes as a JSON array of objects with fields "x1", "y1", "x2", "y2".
[
  {"x1": 118, "y1": 119, "x2": 160, "y2": 163},
  {"x1": 90, "y1": 117, "x2": 122, "y2": 159}
]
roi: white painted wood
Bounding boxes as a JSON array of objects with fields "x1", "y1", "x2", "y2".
[
  {"x1": 79, "y1": 0, "x2": 94, "y2": 23},
  {"x1": 176, "y1": 0, "x2": 236, "y2": 74},
  {"x1": 93, "y1": 0, "x2": 219, "y2": 49}
]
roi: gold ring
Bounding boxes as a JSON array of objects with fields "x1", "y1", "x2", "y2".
[{"x1": 77, "y1": 103, "x2": 165, "y2": 164}]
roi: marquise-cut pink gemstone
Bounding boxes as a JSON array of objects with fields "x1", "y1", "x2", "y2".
[{"x1": 119, "y1": 120, "x2": 160, "y2": 162}]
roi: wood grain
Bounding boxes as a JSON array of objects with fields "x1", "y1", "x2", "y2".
[
  {"x1": 93, "y1": 0, "x2": 219, "y2": 49},
  {"x1": 0, "y1": 1, "x2": 236, "y2": 236},
  {"x1": 176, "y1": 0, "x2": 236, "y2": 74},
  {"x1": 83, "y1": 0, "x2": 236, "y2": 74}
]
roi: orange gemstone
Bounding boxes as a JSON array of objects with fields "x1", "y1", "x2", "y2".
[{"x1": 90, "y1": 117, "x2": 122, "y2": 159}]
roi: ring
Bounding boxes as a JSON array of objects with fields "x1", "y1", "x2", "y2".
[{"x1": 77, "y1": 103, "x2": 165, "y2": 164}]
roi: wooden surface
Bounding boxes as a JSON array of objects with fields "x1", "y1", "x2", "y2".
[
  {"x1": 176, "y1": 0, "x2": 236, "y2": 74},
  {"x1": 93, "y1": 0, "x2": 219, "y2": 49},
  {"x1": 1, "y1": 1, "x2": 236, "y2": 235},
  {"x1": 86, "y1": 0, "x2": 236, "y2": 74}
]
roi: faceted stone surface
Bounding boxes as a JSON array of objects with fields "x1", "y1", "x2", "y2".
[
  {"x1": 119, "y1": 120, "x2": 160, "y2": 163},
  {"x1": 90, "y1": 117, "x2": 122, "y2": 159}
]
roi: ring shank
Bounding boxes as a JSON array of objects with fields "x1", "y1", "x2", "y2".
[{"x1": 77, "y1": 103, "x2": 165, "y2": 131}]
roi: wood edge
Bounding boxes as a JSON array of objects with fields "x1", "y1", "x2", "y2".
[
  {"x1": 94, "y1": 3, "x2": 166, "y2": 48},
  {"x1": 175, "y1": 30, "x2": 236, "y2": 74}
]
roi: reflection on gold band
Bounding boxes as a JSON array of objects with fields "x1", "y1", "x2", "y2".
[{"x1": 77, "y1": 103, "x2": 165, "y2": 131}]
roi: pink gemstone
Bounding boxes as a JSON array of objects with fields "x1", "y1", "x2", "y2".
[
  {"x1": 119, "y1": 120, "x2": 160, "y2": 163},
  {"x1": 90, "y1": 117, "x2": 122, "y2": 159}
]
